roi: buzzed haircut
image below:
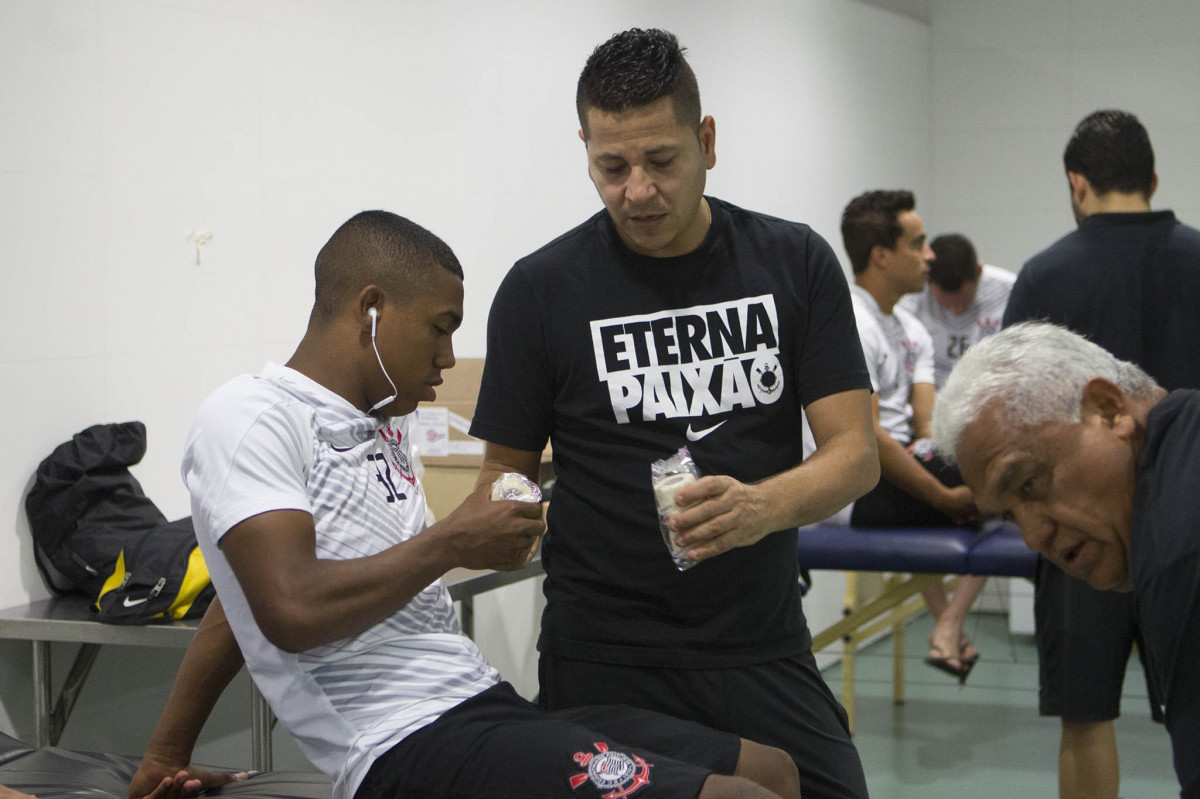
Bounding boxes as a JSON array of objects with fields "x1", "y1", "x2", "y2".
[
  {"x1": 840, "y1": 190, "x2": 916, "y2": 274},
  {"x1": 1063, "y1": 109, "x2": 1156, "y2": 197},
  {"x1": 576, "y1": 28, "x2": 702, "y2": 138},
  {"x1": 929, "y1": 233, "x2": 979, "y2": 292},
  {"x1": 312, "y1": 210, "x2": 463, "y2": 322}
]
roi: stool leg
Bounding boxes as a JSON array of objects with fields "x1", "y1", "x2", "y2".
[
  {"x1": 52, "y1": 643, "x2": 101, "y2": 745},
  {"x1": 251, "y1": 683, "x2": 273, "y2": 772},
  {"x1": 32, "y1": 640, "x2": 51, "y2": 748}
]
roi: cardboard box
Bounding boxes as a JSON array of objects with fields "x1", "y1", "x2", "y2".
[
  {"x1": 416, "y1": 358, "x2": 554, "y2": 521},
  {"x1": 415, "y1": 358, "x2": 488, "y2": 468},
  {"x1": 422, "y1": 464, "x2": 482, "y2": 522}
]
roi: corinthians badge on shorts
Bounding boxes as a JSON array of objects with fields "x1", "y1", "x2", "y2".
[{"x1": 569, "y1": 742, "x2": 653, "y2": 797}]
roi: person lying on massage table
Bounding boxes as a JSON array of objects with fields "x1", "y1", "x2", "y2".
[{"x1": 932, "y1": 321, "x2": 1200, "y2": 797}]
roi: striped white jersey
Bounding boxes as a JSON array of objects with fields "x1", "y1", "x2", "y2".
[
  {"x1": 183, "y1": 363, "x2": 500, "y2": 799},
  {"x1": 897, "y1": 264, "x2": 1015, "y2": 388}
]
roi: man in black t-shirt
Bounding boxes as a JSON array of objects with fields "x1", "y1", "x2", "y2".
[
  {"x1": 1005, "y1": 109, "x2": 1200, "y2": 799},
  {"x1": 470, "y1": 28, "x2": 877, "y2": 799},
  {"x1": 933, "y1": 322, "x2": 1200, "y2": 799}
]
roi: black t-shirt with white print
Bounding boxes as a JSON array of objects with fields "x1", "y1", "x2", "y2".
[{"x1": 471, "y1": 197, "x2": 870, "y2": 668}]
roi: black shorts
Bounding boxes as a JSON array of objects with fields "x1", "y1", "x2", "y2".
[
  {"x1": 539, "y1": 651, "x2": 867, "y2": 799},
  {"x1": 850, "y1": 450, "x2": 966, "y2": 528},
  {"x1": 1034, "y1": 557, "x2": 1162, "y2": 723},
  {"x1": 355, "y1": 682, "x2": 740, "y2": 799}
]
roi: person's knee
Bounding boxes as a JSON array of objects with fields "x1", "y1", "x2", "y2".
[
  {"x1": 732, "y1": 739, "x2": 801, "y2": 799},
  {"x1": 1061, "y1": 718, "x2": 1115, "y2": 747}
]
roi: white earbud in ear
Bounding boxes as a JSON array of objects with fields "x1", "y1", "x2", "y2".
[{"x1": 366, "y1": 306, "x2": 397, "y2": 414}]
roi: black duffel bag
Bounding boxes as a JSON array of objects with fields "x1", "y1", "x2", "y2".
[{"x1": 24, "y1": 421, "x2": 214, "y2": 624}]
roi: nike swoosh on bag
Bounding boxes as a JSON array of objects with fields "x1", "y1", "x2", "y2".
[
  {"x1": 122, "y1": 596, "x2": 149, "y2": 608},
  {"x1": 686, "y1": 421, "x2": 727, "y2": 441}
]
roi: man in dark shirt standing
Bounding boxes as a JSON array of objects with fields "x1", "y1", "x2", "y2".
[
  {"x1": 470, "y1": 28, "x2": 878, "y2": 799},
  {"x1": 1004, "y1": 108, "x2": 1200, "y2": 799}
]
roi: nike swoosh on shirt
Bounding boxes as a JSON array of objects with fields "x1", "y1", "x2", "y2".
[{"x1": 686, "y1": 421, "x2": 727, "y2": 441}]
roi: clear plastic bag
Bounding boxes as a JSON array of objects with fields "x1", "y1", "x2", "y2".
[
  {"x1": 651, "y1": 447, "x2": 701, "y2": 571},
  {"x1": 490, "y1": 472, "x2": 542, "y2": 503}
]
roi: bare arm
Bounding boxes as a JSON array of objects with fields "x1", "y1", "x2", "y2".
[
  {"x1": 909, "y1": 382, "x2": 935, "y2": 440},
  {"x1": 477, "y1": 443, "x2": 543, "y2": 491},
  {"x1": 670, "y1": 388, "x2": 879, "y2": 561},
  {"x1": 129, "y1": 599, "x2": 248, "y2": 798},
  {"x1": 220, "y1": 487, "x2": 544, "y2": 654},
  {"x1": 872, "y1": 389, "x2": 976, "y2": 524}
]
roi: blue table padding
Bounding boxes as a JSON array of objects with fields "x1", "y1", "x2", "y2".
[
  {"x1": 967, "y1": 524, "x2": 1038, "y2": 577},
  {"x1": 797, "y1": 522, "x2": 1035, "y2": 578}
]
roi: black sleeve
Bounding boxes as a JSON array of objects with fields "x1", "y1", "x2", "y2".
[
  {"x1": 795, "y1": 230, "x2": 871, "y2": 406},
  {"x1": 1138, "y1": 556, "x2": 1200, "y2": 797},
  {"x1": 469, "y1": 265, "x2": 554, "y2": 452},
  {"x1": 1002, "y1": 266, "x2": 1035, "y2": 328}
]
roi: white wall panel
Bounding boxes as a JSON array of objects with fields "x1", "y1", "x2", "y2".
[
  {"x1": 1068, "y1": 0, "x2": 1200, "y2": 46},
  {"x1": 932, "y1": 0, "x2": 1069, "y2": 49},
  {"x1": 929, "y1": 0, "x2": 1200, "y2": 273},
  {"x1": 0, "y1": 1, "x2": 100, "y2": 176}
]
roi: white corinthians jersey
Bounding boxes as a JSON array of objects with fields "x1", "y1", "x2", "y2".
[
  {"x1": 898, "y1": 264, "x2": 1015, "y2": 387},
  {"x1": 183, "y1": 363, "x2": 499, "y2": 799}
]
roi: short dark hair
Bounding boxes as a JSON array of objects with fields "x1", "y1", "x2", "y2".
[
  {"x1": 840, "y1": 190, "x2": 916, "y2": 274},
  {"x1": 1063, "y1": 109, "x2": 1155, "y2": 197},
  {"x1": 576, "y1": 28, "x2": 702, "y2": 138},
  {"x1": 928, "y1": 234, "x2": 978, "y2": 292},
  {"x1": 312, "y1": 211, "x2": 463, "y2": 321}
]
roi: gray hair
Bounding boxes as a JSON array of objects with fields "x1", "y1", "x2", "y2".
[{"x1": 932, "y1": 322, "x2": 1159, "y2": 464}]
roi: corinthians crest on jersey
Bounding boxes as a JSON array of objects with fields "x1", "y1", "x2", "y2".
[
  {"x1": 569, "y1": 742, "x2": 653, "y2": 798},
  {"x1": 590, "y1": 294, "x2": 785, "y2": 425},
  {"x1": 377, "y1": 424, "x2": 416, "y2": 486}
]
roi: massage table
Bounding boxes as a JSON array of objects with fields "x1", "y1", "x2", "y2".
[{"x1": 797, "y1": 522, "x2": 1037, "y2": 733}]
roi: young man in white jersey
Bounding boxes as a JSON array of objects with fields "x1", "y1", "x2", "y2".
[
  {"x1": 839, "y1": 190, "x2": 987, "y2": 682},
  {"x1": 128, "y1": 211, "x2": 799, "y2": 799},
  {"x1": 896, "y1": 233, "x2": 1015, "y2": 388}
]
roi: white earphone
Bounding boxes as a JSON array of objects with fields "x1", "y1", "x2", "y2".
[{"x1": 367, "y1": 306, "x2": 397, "y2": 414}]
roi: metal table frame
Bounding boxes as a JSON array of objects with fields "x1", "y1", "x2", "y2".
[{"x1": 0, "y1": 558, "x2": 544, "y2": 772}]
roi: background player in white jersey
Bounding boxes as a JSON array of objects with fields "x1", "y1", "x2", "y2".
[
  {"x1": 127, "y1": 211, "x2": 800, "y2": 799},
  {"x1": 897, "y1": 233, "x2": 1015, "y2": 388},
  {"x1": 839, "y1": 190, "x2": 986, "y2": 683}
]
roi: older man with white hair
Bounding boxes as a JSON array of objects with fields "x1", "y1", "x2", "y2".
[{"x1": 931, "y1": 321, "x2": 1200, "y2": 798}]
